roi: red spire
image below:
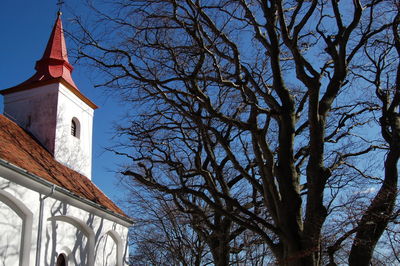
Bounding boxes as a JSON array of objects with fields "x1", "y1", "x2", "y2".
[
  {"x1": 19, "y1": 12, "x2": 78, "y2": 89},
  {"x1": 1, "y1": 12, "x2": 98, "y2": 109}
]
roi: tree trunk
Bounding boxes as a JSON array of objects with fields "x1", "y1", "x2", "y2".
[
  {"x1": 349, "y1": 115, "x2": 400, "y2": 265},
  {"x1": 348, "y1": 151, "x2": 398, "y2": 265},
  {"x1": 274, "y1": 237, "x2": 322, "y2": 266},
  {"x1": 209, "y1": 236, "x2": 231, "y2": 266}
]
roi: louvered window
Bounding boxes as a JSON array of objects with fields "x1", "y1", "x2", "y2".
[
  {"x1": 71, "y1": 120, "x2": 77, "y2": 136},
  {"x1": 71, "y1": 118, "x2": 80, "y2": 138}
]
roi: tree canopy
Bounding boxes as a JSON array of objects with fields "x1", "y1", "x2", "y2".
[{"x1": 72, "y1": 0, "x2": 400, "y2": 265}]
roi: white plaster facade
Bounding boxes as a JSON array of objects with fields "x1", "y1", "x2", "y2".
[
  {"x1": 3, "y1": 82, "x2": 95, "y2": 179},
  {"x1": 0, "y1": 160, "x2": 131, "y2": 266}
]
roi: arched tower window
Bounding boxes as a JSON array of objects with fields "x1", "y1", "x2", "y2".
[
  {"x1": 56, "y1": 253, "x2": 67, "y2": 266},
  {"x1": 71, "y1": 117, "x2": 80, "y2": 138},
  {"x1": 71, "y1": 120, "x2": 77, "y2": 136}
]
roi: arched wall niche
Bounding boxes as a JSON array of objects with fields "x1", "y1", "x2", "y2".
[
  {"x1": 0, "y1": 189, "x2": 33, "y2": 266},
  {"x1": 107, "y1": 230, "x2": 123, "y2": 266},
  {"x1": 47, "y1": 215, "x2": 95, "y2": 266},
  {"x1": 95, "y1": 230, "x2": 123, "y2": 266}
]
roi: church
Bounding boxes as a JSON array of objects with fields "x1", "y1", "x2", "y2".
[{"x1": 0, "y1": 12, "x2": 132, "y2": 266}]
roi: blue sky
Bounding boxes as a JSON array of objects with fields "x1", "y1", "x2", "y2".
[{"x1": 0, "y1": 1, "x2": 129, "y2": 206}]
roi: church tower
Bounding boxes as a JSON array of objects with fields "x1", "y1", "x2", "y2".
[{"x1": 0, "y1": 12, "x2": 97, "y2": 179}]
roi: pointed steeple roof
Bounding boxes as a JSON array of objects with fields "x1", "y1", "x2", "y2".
[
  {"x1": 0, "y1": 13, "x2": 97, "y2": 109},
  {"x1": 25, "y1": 12, "x2": 77, "y2": 89}
]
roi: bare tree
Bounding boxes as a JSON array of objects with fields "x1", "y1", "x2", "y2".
[
  {"x1": 126, "y1": 188, "x2": 210, "y2": 265},
  {"x1": 124, "y1": 180, "x2": 267, "y2": 265},
  {"x1": 70, "y1": 0, "x2": 399, "y2": 265}
]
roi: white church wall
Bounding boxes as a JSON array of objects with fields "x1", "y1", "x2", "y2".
[
  {"x1": 0, "y1": 200, "x2": 23, "y2": 266},
  {"x1": 54, "y1": 83, "x2": 94, "y2": 179},
  {"x1": 0, "y1": 179, "x2": 36, "y2": 266},
  {"x1": 42, "y1": 201, "x2": 129, "y2": 266},
  {"x1": 0, "y1": 165, "x2": 130, "y2": 266}
]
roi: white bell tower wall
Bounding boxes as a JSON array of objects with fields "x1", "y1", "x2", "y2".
[
  {"x1": 55, "y1": 83, "x2": 94, "y2": 179},
  {"x1": 2, "y1": 83, "x2": 59, "y2": 154},
  {"x1": 2, "y1": 82, "x2": 94, "y2": 179}
]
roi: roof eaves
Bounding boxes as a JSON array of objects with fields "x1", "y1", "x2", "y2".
[{"x1": 0, "y1": 158, "x2": 134, "y2": 226}]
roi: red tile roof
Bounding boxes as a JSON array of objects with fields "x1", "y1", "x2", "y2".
[{"x1": 0, "y1": 114, "x2": 127, "y2": 218}]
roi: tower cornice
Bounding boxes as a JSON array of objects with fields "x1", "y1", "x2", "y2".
[{"x1": 0, "y1": 78, "x2": 98, "y2": 110}]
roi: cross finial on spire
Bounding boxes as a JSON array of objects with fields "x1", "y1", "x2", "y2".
[{"x1": 57, "y1": 0, "x2": 64, "y2": 15}]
